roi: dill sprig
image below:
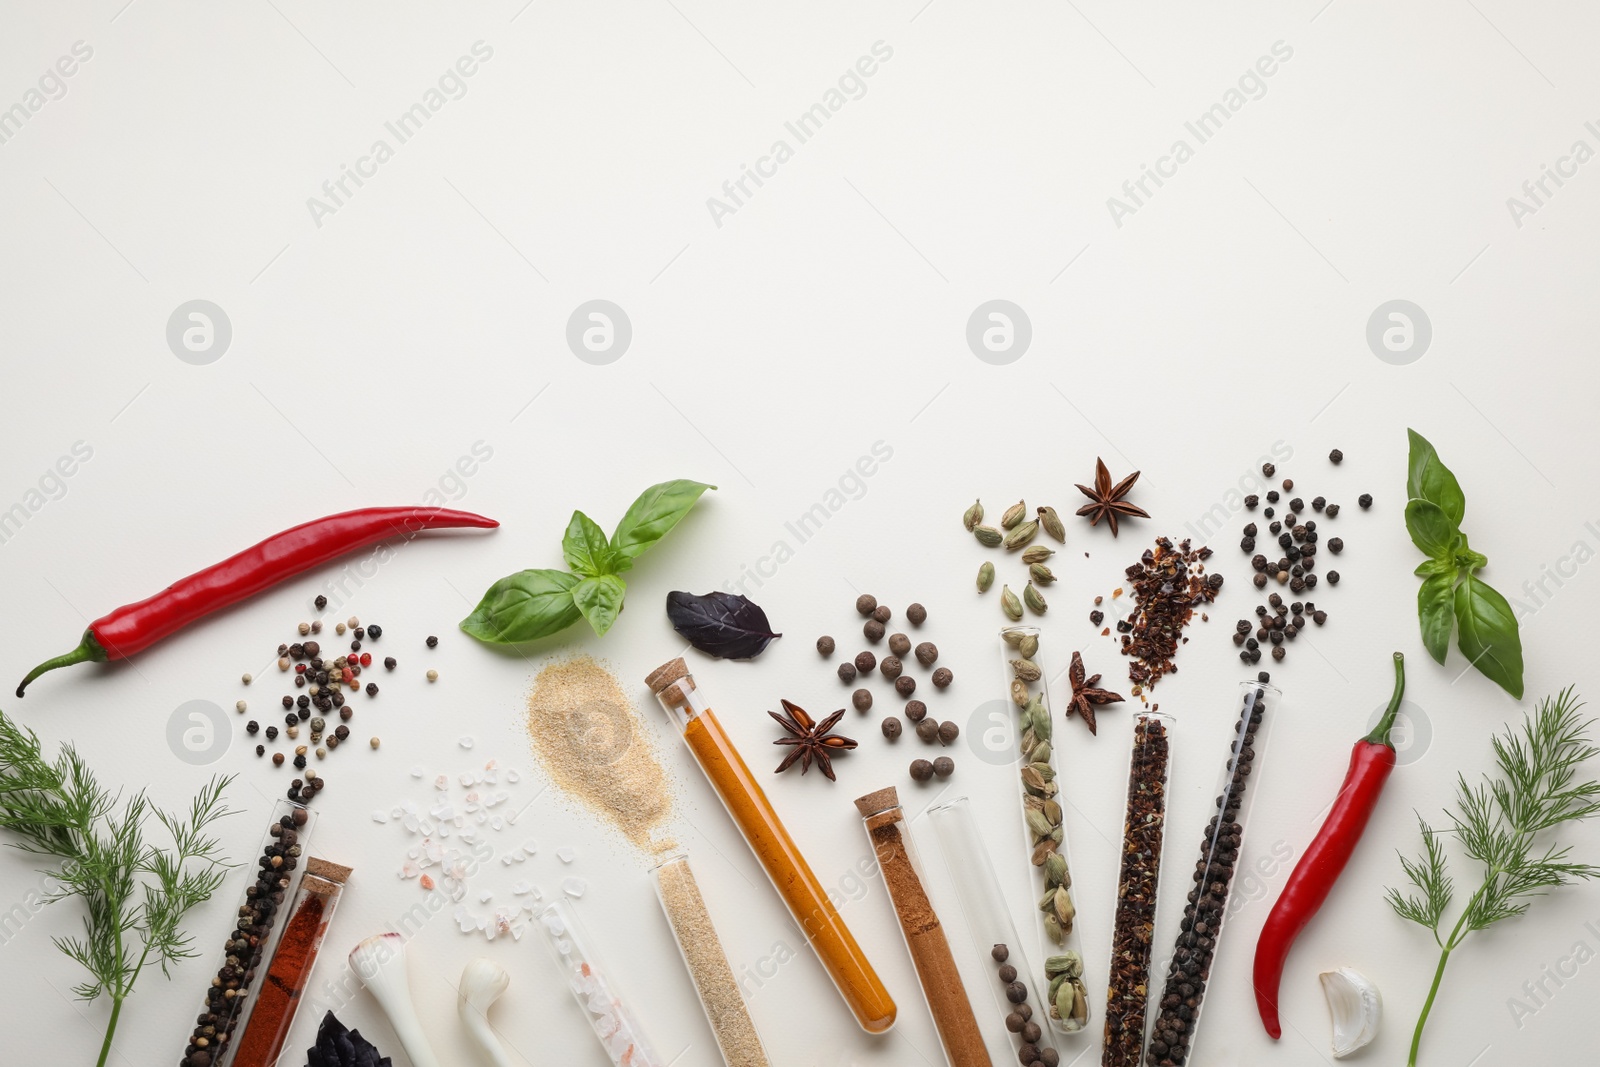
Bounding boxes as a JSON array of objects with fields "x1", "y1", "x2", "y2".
[
  {"x1": 1387, "y1": 687, "x2": 1600, "y2": 1066},
  {"x1": 0, "y1": 711, "x2": 234, "y2": 1067}
]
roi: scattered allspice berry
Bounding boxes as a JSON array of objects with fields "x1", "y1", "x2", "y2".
[
  {"x1": 937, "y1": 721, "x2": 959, "y2": 745},
  {"x1": 871, "y1": 605, "x2": 891, "y2": 624},
  {"x1": 882, "y1": 718, "x2": 902, "y2": 741},
  {"x1": 855, "y1": 594, "x2": 878, "y2": 617},
  {"x1": 888, "y1": 633, "x2": 911, "y2": 657},
  {"x1": 932, "y1": 667, "x2": 953, "y2": 689},
  {"x1": 855, "y1": 651, "x2": 877, "y2": 674},
  {"x1": 853, "y1": 688, "x2": 873, "y2": 712},
  {"x1": 880, "y1": 656, "x2": 903, "y2": 680},
  {"x1": 915, "y1": 642, "x2": 939, "y2": 667},
  {"x1": 838, "y1": 663, "x2": 857, "y2": 683},
  {"x1": 916, "y1": 719, "x2": 939, "y2": 742},
  {"x1": 933, "y1": 756, "x2": 955, "y2": 778},
  {"x1": 895, "y1": 675, "x2": 916, "y2": 698},
  {"x1": 910, "y1": 759, "x2": 934, "y2": 782},
  {"x1": 864, "y1": 619, "x2": 886, "y2": 642},
  {"x1": 905, "y1": 699, "x2": 928, "y2": 722},
  {"x1": 817, "y1": 636, "x2": 836, "y2": 657},
  {"x1": 906, "y1": 603, "x2": 927, "y2": 626}
]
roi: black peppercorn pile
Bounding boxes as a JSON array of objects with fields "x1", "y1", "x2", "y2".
[
  {"x1": 1235, "y1": 454, "x2": 1366, "y2": 666},
  {"x1": 180, "y1": 806, "x2": 308, "y2": 1067},
  {"x1": 816, "y1": 595, "x2": 958, "y2": 781},
  {"x1": 1146, "y1": 682, "x2": 1270, "y2": 1067}
]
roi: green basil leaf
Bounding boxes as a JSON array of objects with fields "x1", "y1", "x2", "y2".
[
  {"x1": 1454, "y1": 574, "x2": 1525, "y2": 699},
  {"x1": 1415, "y1": 557, "x2": 1457, "y2": 579},
  {"x1": 1406, "y1": 429, "x2": 1466, "y2": 526},
  {"x1": 572, "y1": 574, "x2": 627, "y2": 636},
  {"x1": 459, "y1": 569, "x2": 581, "y2": 644},
  {"x1": 1417, "y1": 571, "x2": 1456, "y2": 664},
  {"x1": 563, "y1": 510, "x2": 622, "y2": 577},
  {"x1": 1405, "y1": 499, "x2": 1461, "y2": 560},
  {"x1": 610, "y1": 479, "x2": 716, "y2": 561}
]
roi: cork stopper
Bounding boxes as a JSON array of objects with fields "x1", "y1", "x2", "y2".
[
  {"x1": 854, "y1": 786, "x2": 901, "y2": 818},
  {"x1": 645, "y1": 658, "x2": 690, "y2": 694},
  {"x1": 305, "y1": 857, "x2": 353, "y2": 885}
]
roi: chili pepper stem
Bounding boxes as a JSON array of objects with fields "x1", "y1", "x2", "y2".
[
  {"x1": 1362, "y1": 652, "x2": 1407, "y2": 746},
  {"x1": 15, "y1": 631, "x2": 108, "y2": 698}
]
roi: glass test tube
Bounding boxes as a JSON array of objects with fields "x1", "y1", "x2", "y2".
[
  {"x1": 1102, "y1": 711, "x2": 1174, "y2": 1067},
  {"x1": 1146, "y1": 680, "x2": 1278, "y2": 1067},
  {"x1": 1000, "y1": 625, "x2": 1090, "y2": 1036},
  {"x1": 646, "y1": 658, "x2": 897, "y2": 1034},
  {"x1": 927, "y1": 795, "x2": 1062, "y2": 1067},
  {"x1": 651, "y1": 852, "x2": 772, "y2": 1067},
  {"x1": 537, "y1": 898, "x2": 665, "y2": 1067},
  {"x1": 856, "y1": 787, "x2": 988, "y2": 1067}
]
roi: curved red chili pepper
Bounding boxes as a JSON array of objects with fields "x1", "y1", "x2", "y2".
[
  {"x1": 1252, "y1": 651, "x2": 1405, "y2": 1039},
  {"x1": 16, "y1": 506, "x2": 498, "y2": 697}
]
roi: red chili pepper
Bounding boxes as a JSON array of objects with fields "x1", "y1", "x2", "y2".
[
  {"x1": 16, "y1": 506, "x2": 497, "y2": 697},
  {"x1": 1252, "y1": 651, "x2": 1405, "y2": 1039}
]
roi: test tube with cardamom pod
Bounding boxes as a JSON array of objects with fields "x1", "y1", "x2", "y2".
[
  {"x1": 927, "y1": 795, "x2": 1062, "y2": 1066},
  {"x1": 1146, "y1": 679, "x2": 1279, "y2": 1067},
  {"x1": 1000, "y1": 624, "x2": 1090, "y2": 1037},
  {"x1": 1101, "y1": 710, "x2": 1175, "y2": 1067},
  {"x1": 646, "y1": 658, "x2": 897, "y2": 1034},
  {"x1": 650, "y1": 852, "x2": 772, "y2": 1067}
]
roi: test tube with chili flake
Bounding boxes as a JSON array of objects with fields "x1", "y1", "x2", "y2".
[
  {"x1": 646, "y1": 657, "x2": 897, "y2": 1034},
  {"x1": 225, "y1": 856, "x2": 353, "y2": 1067}
]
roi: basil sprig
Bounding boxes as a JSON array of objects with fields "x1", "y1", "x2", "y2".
[
  {"x1": 461, "y1": 479, "x2": 714, "y2": 643},
  {"x1": 1405, "y1": 430, "x2": 1523, "y2": 698}
]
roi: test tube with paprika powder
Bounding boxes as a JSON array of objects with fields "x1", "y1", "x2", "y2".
[{"x1": 646, "y1": 658, "x2": 896, "y2": 1034}]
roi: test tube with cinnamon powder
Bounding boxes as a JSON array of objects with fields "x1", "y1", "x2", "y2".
[{"x1": 646, "y1": 657, "x2": 896, "y2": 1034}]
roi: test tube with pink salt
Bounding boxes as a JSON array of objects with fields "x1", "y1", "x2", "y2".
[{"x1": 535, "y1": 899, "x2": 664, "y2": 1067}]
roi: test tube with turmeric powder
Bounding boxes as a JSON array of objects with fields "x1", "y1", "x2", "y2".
[{"x1": 646, "y1": 658, "x2": 897, "y2": 1034}]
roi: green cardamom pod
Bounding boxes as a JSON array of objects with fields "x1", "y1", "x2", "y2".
[
  {"x1": 1049, "y1": 825, "x2": 1064, "y2": 843},
  {"x1": 1054, "y1": 886, "x2": 1076, "y2": 929},
  {"x1": 1030, "y1": 838, "x2": 1056, "y2": 865},
  {"x1": 973, "y1": 524, "x2": 1003, "y2": 548},
  {"x1": 1043, "y1": 912, "x2": 1064, "y2": 944},
  {"x1": 1045, "y1": 952, "x2": 1083, "y2": 978},
  {"x1": 1023, "y1": 793, "x2": 1045, "y2": 812},
  {"x1": 1029, "y1": 563, "x2": 1056, "y2": 584},
  {"x1": 1069, "y1": 977, "x2": 1090, "y2": 1028},
  {"x1": 1003, "y1": 520, "x2": 1039, "y2": 550},
  {"x1": 1021, "y1": 545, "x2": 1054, "y2": 565},
  {"x1": 1000, "y1": 499, "x2": 1027, "y2": 530},
  {"x1": 1010, "y1": 679, "x2": 1030, "y2": 706},
  {"x1": 1044, "y1": 851, "x2": 1067, "y2": 885},
  {"x1": 1020, "y1": 765, "x2": 1046, "y2": 795},
  {"x1": 1031, "y1": 741, "x2": 1052, "y2": 765},
  {"x1": 1037, "y1": 505, "x2": 1066, "y2": 542},
  {"x1": 1039, "y1": 888, "x2": 1058, "y2": 913},
  {"x1": 1010, "y1": 658, "x2": 1042, "y2": 682},
  {"x1": 1019, "y1": 727, "x2": 1037, "y2": 753},
  {"x1": 1043, "y1": 799, "x2": 1062, "y2": 824},
  {"x1": 1032, "y1": 703, "x2": 1053, "y2": 742},
  {"x1": 1054, "y1": 976, "x2": 1074, "y2": 1020},
  {"x1": 962, "y1": 498, "x2": 984, "y2": 532},
  {"x1": 1001, "y1": 585, "x2": 1023, "y2": 621},
  {"x1": 1002, "y1": 628, "x2": 1025, "y2": 648},
  {"x1": 1033, "y1": 761, "x2": 1056, "y2": 781},
  {"x1": 1025, "y1": 809, "x2": 1053, "y2": 839},
  {"x1": 1019, "y1": 633, "x2": 1039, "y2": 658},
  {"x1": 977, "y1": 560, "x2": 995, "y2": 592},
  {"x1": 1023, "y1": 581, "x2": 1047, "y2": 614}
]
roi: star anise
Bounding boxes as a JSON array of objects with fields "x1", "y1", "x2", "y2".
[
  {"x1": 1075, "y1": 457, "x2": 1150, "y2": 537},
  {"x1": 1065, "y1": 651, "x2": 1124, "y2": 735},
  {"x1": 769, "y1": 699, "x2": 856, "y2": 781}
]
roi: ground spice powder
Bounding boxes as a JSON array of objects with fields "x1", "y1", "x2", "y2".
[
  {"x1": 857, "y1": 788, "x2": 988, "y2": 1067},
  {"x1": 526, "y1": 655, "x2": 676, "y2": 855},
  {"x1": 654, "y1": 855, "x2": 771, "y2": 1067}
]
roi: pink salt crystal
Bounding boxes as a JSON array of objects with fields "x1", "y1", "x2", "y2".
[{"x1": 420, "y1": 873, "x2": 436, "y2": 890}]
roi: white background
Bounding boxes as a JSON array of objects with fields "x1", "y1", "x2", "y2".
[{"x1": 1, "y1": 2, "x2": 1597, "y2": 1066}]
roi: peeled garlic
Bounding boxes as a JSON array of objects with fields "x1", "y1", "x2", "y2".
[{"x1": 1320, "y1": 966, "x2": 1380, "y2": 1059}]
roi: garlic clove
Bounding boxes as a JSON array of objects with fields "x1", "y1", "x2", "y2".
[
  {"x1": 459, "y1": 958, "x2": 514, "y2": 1067},
  {"x1": 349, "y1": 933, "x2": 444, "y2": 1067},
  {"x1": 1320, "y1": 966, "x2": 1381, "y2": 1059}
]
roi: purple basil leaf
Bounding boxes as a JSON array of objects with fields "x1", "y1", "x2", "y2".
[{"x1": 666, "y1": 591, "x2": 782, "y2": 659}]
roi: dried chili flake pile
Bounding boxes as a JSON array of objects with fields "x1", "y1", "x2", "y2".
[{"x1": 1114, "y1": 537, "x2": 1221, "y2": 694}]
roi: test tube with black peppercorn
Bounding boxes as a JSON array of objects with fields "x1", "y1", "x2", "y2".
[
  {"x1": 1145, "y1": 679, "x2": 1278, "y2": 1067},
  {"x1": 177, "y1": 801, "x2": 315, "y2": 1067},
  {"x1": 1102, "y1": 712, "x2": 1173, "y2": 1067}
]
